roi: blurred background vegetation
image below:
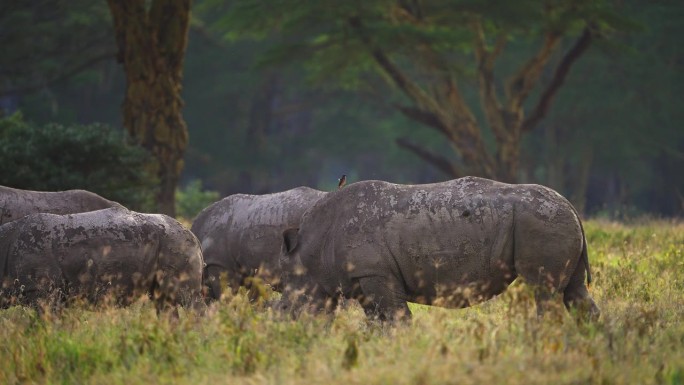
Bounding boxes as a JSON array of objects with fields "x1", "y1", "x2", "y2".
[{"x1": 0, "y1": 0, "x2": 682, "y2": 218}]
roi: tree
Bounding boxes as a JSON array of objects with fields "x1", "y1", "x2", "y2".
[
  {"x1": 528, "y1": 0, "x2": 684, "y2": 216},
  {"x1": 0, "y1": 1, "x2": 114, "y2": 100},
  {"x1": 205, "y1": 0, "x2": 630, "y2": 182},
  {"x1": 107, "y1": 0, "x2": 192, "y2": 216}
]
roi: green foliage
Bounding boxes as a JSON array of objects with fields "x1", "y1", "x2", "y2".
[
  {"x1": 0, "y1": 1, "x2": 113, "y2": 96},
  {"x1": 201, "y1": 0, "x2": 631, "y2": 89},
  {"x1": 175, "y1": 179, "x2": 219, "y2": 220},
  {"x1": 0, "y1": 112, "x2": 156, "y2": 211},
  {"x1": 1, "y1": 220, "x2": 683, "y2": 384},
  {"x1": 3, "y1": 0, "x2": 683, "y2": 217},
  {"x1": 522, "y1": 0, "x2": 684, "y2": 215}
]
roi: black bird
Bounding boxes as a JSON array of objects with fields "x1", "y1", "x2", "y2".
[{"x1": 337, "y1": 174, "x2": 347, "y2": 189}]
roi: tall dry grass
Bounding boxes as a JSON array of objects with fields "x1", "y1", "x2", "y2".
[{"x1": 1, "y1": 220, "x2": 682, "y2": 385}]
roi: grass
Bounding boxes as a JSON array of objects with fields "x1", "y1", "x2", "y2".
[{"x1": 1, "y1": 219, "x2": 683, "y2": 385}]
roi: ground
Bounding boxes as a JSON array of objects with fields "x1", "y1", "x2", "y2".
[{"x1": 1, "y1": 219, "x2": 682, "y2": 385}]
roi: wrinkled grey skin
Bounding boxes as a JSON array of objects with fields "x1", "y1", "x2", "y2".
[
  {"x1": 0, "y1": 207, "x2": 204, "y2": 311},
  {"x1": 191, "y1": 186, "x2": 326, "y2": 300},
  {"x1": 0, "y1": 185, "x2": 123, "y2": 225},
  {"x1": 281, "y1": 177, "x2": 599, "y2": 321}
]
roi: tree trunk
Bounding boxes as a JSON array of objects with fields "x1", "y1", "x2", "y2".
[
  {"x1": 494, "y1": 135, "x2": 521, "y2": 183},
  {"x1": 107, "y1": 0, "x2": 191, "y2": 217},
  {"x1": 571, "y1": 146, "x2": 593, "y2": 216},
  {"x1": 246, "y1": 73, "x2": 278, "y2": 151}
]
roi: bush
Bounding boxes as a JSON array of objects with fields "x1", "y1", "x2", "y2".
[
  {"x1": 0, "y1": 112, "x2": 157, "y2": 211},
  {"x1": 176, "y1": 179, "x2": 219, "y2": 220}
]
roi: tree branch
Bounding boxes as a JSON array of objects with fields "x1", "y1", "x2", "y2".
[
  {"x1": 349, "y1": 16, "x2": 494, "y2": 178},
  {"x1": 394, "y1": 0, "x2": 424, "y2": 23},
  {"x1": 506, "y1": 32, "x2": 562, "y2": 111},
  {"x1": 0, "y1": 51, "x2": 116, "y2": 97},
  {"x1": 347, "y1": 17, "x2": 441, "y2": 113},
  {"x1": 396, "y1": 137, "x2": 463, "y2": 177},
  {"x1": 521, "y1": 27, "x2": 593, "y2": 132},
  {"x1": 190, "y1": 22, "x2": 232, "y2": 51},
  {"x1": 394, "y1": 104, "x2": 449, "y2": 136}
]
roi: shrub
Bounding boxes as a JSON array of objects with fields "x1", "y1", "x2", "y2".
[
  {"x1": 175, "y1": 179, "x2": 219, "y2": 220},
  {"x1": 0, "y1": 112, "x2": 156, "y2": 211}
]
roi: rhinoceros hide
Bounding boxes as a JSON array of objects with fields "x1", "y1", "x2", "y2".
[
  {"x1": 0, "y1": 207, "x2": 204, "y2": 311},
  {"x1": 281, "y1": 177, "x2": 599, "y2": 321},
  {"x1": 191, "y1": 186, "x2": 326, "y2": 300},
  {"x1": 0, "y1": 185, "x2": 123, "y2": 225}
]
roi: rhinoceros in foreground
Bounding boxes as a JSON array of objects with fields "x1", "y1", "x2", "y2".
[
  {"x1": 0, "y1": 185, "x2": 123, "y2": 225},
  {"x1": 192, "y1": 186, "x2": 326, "y2": 300},
  {"x1": 0, "y1": 207, "x2": 204, "y2": 312},
  {"x1": 280, "y1": 177, "x2": 599, "y2": 321}
]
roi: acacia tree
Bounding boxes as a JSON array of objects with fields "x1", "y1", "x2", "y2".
[
  {"x1": 207, "y1": 0, "x2": 628, "y2": 182},
  {"x1": 107, "y1": 0, "x2": 191, "y2": 216}
]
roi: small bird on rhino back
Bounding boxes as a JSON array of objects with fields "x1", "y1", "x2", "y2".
[{"x1": 337, "y1": 174, "x2": 347, "y2": 189}]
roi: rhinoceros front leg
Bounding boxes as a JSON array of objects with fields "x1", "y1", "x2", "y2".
[
  {"x1": 204, "y1": 264, "x2": 224, "y2": 301},
  {"x1": 357, "y1": 275, "x2": 411, "y2": 322}
]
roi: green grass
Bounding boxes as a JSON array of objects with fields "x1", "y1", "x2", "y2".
[{"x1": 1, "y1": 220, "x2": 683, "y2": 385}]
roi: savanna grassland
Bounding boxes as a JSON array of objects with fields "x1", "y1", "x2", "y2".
[{"x1": 1, "y1": 220, "x2": 682, "y2": 385}]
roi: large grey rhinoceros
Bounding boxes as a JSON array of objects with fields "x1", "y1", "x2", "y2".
[
  {"x1": 0, "y1": 207, "x2": 204, "y2": 311},
  {"x1": 0, "y1": 185, "x2": 123, "y2": 225},
  {"x1": 191, "y1": 186, "x2": 326, "y2": 300},
  {"x1": 280, "y1": 177, "x2": 599, "y2": 321}
]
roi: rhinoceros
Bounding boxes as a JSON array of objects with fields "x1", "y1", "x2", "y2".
[
  {"x1": 0, "y1": 207, "x2": 204, "y2": 311},
  {"x1": 191, "y1": 186, "x2": 326, "y2": 300},
  {"x1": 0, "y1": 185, "x2": 123, "y2": 225},
  {"x1": 280, "y1": 177, "x2": 599, "y2": 321}
]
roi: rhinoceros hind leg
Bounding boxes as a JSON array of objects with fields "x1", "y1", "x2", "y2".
[
  {"x1": 563, "y1": 262, "x2": 600, "y2": 321},
  {"x1": 357, "y1": 276, "x2": 410, "y2": 322}
]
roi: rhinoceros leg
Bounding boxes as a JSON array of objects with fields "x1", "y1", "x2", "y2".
[
  {"x1": 357, "y1": 275, "x2": 410, "y2": 322},
  {"x1": 563, "y1": 260, "x2": 600, "y2": 321},
  {"x1": 532, "y1": 286, "x2": 557, "y2": 318},
  {"x1": 514, "y1": 260, "x2": 571, "y2": 318},
  {"x1": 204, "y1": 264, "x2": 224, "y2": 301},
  {"x1": 516, "y1": 257, "x2": 599, "y2": 320}
]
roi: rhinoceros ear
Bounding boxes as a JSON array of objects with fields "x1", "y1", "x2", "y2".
[{"x1": 282, "y1": 227, "x2": 299, "y2": 254}]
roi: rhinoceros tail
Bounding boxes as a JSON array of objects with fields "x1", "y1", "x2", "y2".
[
  {"x1": 570, "y1": 202, "x2": 592, "y2": 286},
  {"x1": 581, "y1": 231, "x2": 592, "y2": 285}
]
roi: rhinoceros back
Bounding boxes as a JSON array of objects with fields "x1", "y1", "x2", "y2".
[
  {"x1": 192, "y1": 186, "x2": 326, "y2": 270},
  {"x1": 0, "y1": 185, "x2": 122, "y2": 225}
]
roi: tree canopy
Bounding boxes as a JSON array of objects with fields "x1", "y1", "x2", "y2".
[
  {"x1": 202, "y1": 0, "x2": 637, "y2": 182},
  {"x1": 1, "y1": 0, "x2": 682, "y2": 217}
]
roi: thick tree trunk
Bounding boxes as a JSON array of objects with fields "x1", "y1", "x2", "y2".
[{"x1": 107, "y1": 0, "x2": 191, "y2": 217}]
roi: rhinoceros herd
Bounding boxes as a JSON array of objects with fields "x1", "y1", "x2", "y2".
[{"x1": 0, "y1": 178, "x2": 600, "y2": 321}]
